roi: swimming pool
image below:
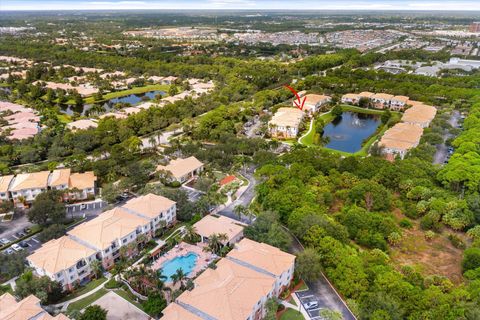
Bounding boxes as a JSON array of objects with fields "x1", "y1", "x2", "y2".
[{"x1": 161, "y1": 252, "x2": 198, "y2": 282}]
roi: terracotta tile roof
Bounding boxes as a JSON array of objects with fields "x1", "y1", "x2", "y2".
[
  {"x1": 219, "y1": 175, "x2": 237, "y2": 186},
  {"x1": 227, "y1": 238, "x2": 295, "y2": 277},
  {"x1": 401, "y1": 104, "x2": 437, "y2": 124},
  {"x1": 0, "y1": 293, "x2": 56, "y2": 320},
  {"x1": 66, "y1": 119, "x2": 98, "y2": 131},
  {"x1": 69, "y1": 172, "x2": 96, "y2": 190},
  {"x1": 161, "y1": 303, "x2": 203, "y2": 320},
  {"x1": 303, "y1": 94, "x2": 330, "y2": 105},
  {"x1": 268, "y1": 107, "x2": 304, "y2": 128},
  {"x1": 68, "y1": 207, "x2": 149, "y2": 250},
  {"x1": 27, "y1": 236, "x2": 96, "y2": 275},
  {"x1": 391, "y1": 95, "x2": 410, "y2": 103},
  {"x1": 0, "y1": 175, "x2": 14, "y2": 193},
  {"x1": 9, "y1": 171, "x2": 50, "y2": 192},
  {"x1": 193, "y1": 215, "x2": 244, "y2": 244},
  {"x1": 372, "y1": 93, "x2": 394, "y2": 100},
  {"x1": 156, "y1": 156, "x2": 203, "y2": 180},
  {"x1": 380, "y1": 123, "x2": 424, "y2": 151},
  {"x1": 122, "y1": 193, "x2": 176, "y2": 219},
  {"x1": 342, "y1": 93, "x2": 360, "y2": 100},
  {"x1": 177, "y1": 259, "x2": 275, "y2": 320},
  {"x1": 49, "y1": 169, "x2": 71, "y2": 187},
  {"x1": 358, "y1": 91, "x2": 375, "y2": 98}
]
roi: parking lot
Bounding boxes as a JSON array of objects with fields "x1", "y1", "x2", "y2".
[
  {"x1": 296, "y1": 290, "x2": 326, "y2": 319},
  {"x1": 180, "y1": 185, "x2": 204, "y2": 202}
]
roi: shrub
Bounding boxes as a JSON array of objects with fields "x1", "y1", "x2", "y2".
[
  {"x1": 462, "y1": 247, "x2": 480, "y2": 272},
  {"x1": 104, "y1": 279, "x2": 121, "y2": 289},
  {"x1": 399, "y1": 219, "x2": 413, "y2": 229},
  {"x1": 447, "y1": 234, "x2": 466, "y2": 249}
]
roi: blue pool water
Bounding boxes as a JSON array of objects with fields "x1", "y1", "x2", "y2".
[{"x1": 161, "y1": 252, "x2": 198, "y2": 282}]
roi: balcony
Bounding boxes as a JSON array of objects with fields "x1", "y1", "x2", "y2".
[{"x1": 76, "y1": 260, "x2": 87, "y2": 269}]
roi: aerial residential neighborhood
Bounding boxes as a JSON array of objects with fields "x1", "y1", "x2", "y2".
[{"x1": 0, "y1": 2, "x2": 479, "y2": 320}]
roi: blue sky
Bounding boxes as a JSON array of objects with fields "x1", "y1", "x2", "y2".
[{"x1": 1, "y1": 0, "x2": 480, "y2": 11}]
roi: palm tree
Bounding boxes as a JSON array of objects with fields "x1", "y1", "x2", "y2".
[
  {"x1": 233, "y1": 205, "x2": 247, "y2": 221},
  {"x1": 90, "y1": 260, "x2": 103, "y2": 279},
  {"x1": 203, "y1": 233, "x2": 228, "y2": 255},
  {"x1": 171, "y1": 268, "x2": 187, "y2": 290},
  {"x1": 183, "y1": 225, "x2": 198, "y2": 243}
]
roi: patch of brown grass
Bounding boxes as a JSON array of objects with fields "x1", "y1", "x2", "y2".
[{"x1": 391, "y1": 226, "x2": 464, "y2": 284}]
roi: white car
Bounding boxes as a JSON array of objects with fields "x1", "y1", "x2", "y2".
[
  {"x1": 11, "y1": 243, "x2": 23, "y2": 251},
  {"x1": 305, "y1": 301, "x2": 319, "y2": 310},
  {"x1": 0, "y1": 238, "x2": 10, "y2": 245}
]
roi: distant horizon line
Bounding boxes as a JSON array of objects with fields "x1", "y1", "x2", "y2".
[{"x1": 2, "y1": 8, "x2": 480, "y2": 12}]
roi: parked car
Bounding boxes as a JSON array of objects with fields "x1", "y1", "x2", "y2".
[
  {"x1": 305, "y1": 301, "x2": 319, "y2": 310},
  {"x1": 0, "y1": 238, "x2": 10, "y2": 245},
  {"x1": 15, "y1": 232, "x2": 25, "y2": 238},
  {"x1": 24, "y1": 227, "x2": 31, "y2": 234},
  {"x1": 11, "y1": 243, "x2": 23, "y2": 251},
  {"x1": 3, "y1": 248, "x2": 14, "y2": 255},
  {"x1": 19, "y1": 241, "x2": 29, "y2": 248}
]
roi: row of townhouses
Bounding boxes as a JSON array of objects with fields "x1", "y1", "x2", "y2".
[
  {"x1": 341, "y1": 91, "x2": 411, "y2": 111},
  {"x1": 0, "y1": 293, "x2": 70, "y2": 320},
  {"x1": 268, "y1": 92, "x2": 331, "y2": 139},
  {"x1": 0, "y1": 168, "x2": 96, "y2": 207},
  {"x1": 27, "y1": 193, "x2": 176, "y2": 291},
  {"x1": 161, "y1": 238, "x2": 296, "y2": 320}
]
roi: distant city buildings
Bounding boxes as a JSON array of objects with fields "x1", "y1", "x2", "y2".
[{"x1": 469, "y1": 22, "x2": 480, "y2": 33}]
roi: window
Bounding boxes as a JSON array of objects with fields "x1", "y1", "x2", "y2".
[
  {"x1": 69, "y1": 267, "x2": 74, "y2": 273},
  {"x1": 122, "y1": 239, "x2": 127, "y2": 244}
]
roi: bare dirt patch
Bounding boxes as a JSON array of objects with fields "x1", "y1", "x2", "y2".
[{"x1": 390, "y1": 226, "x2": 464, "y2": 284}]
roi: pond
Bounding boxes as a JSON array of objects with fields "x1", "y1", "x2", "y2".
[
  {"x1": 60, "y1": 89, "x2": 165, "y2": 116},
  {"x1": 322, "y1": 111, "x2": 381, "y2": 153}
]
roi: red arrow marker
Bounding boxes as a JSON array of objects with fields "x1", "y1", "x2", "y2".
[{"x1": 284, "y1": 85, "x2": 306, "y2": 110}]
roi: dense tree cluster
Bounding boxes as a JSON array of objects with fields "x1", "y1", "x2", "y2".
[{"x1": 249, "y1": 147, "x2": 480, "y2": 318}]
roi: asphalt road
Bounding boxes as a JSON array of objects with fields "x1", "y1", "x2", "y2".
[
  {"x1": 288, "y1": 228, "x2": 357, "y2": 320},
  {"x1": 433, "y1": 110, "x2": 461, "y2": 165},
  {"x1": 217, "y1": 166, "x2": 257, "y2": 224}
]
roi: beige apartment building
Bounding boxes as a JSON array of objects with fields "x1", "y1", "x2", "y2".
[
  {"x1": 156, "y1": 156, "x2": 204, "y2": 184},
  {"x1": 162, "y1": 239, "x2": 296, "y2": 320},
  {"x1": 299, "y1": 94, "x2": 331, "y2": 114},
  {"x1": 268, "y1": 107, "x2": 304, "y2": 139},
  {"x1": 27, "y1": 193, "x2": 176, "y2": 291},
  {"x1": 379, "y1": 123, "x2": 424, "y2": 159},
  {"x1": 193, "y1": 214, "x2": 245, "y2": 246},
  {"x1": 402, "y1": 102, "x2": 437, "y2": 128},
  {"x1": 0, "y1": 169, "x2": 97, "y2": 207},
  {"x1": 0, "y1": 293, "x2": 70, "y2": 320}
]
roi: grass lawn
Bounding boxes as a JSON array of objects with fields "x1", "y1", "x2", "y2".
[
  {"x1": 280, "y1": 309, "x2": 305, "y2": 320},
  {"x1": 114, "y1": 288, "x2": 145, "y2": 311},
  {"x1": 57, "y1": 114, "x2": 71, "y2": 124},
  {"x1": 288, "y1": 296, "x2": 297, "y2": 307},
  {"x1": 67, "y1": 288, "x2": 108, "y2": 312},
  {"x1": 297, "y1": 281, "x2": 309, "y2": 291},
  {"x1": 64, "y1": 84, "x2": 170, "y2": 104},
  {"x1": 59, "y1": 277, "x2": 107, "y2": 302}
]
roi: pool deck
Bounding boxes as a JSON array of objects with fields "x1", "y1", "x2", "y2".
[{"x1": 151, "y1": 242, "x2": 214, "y2": 281}]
